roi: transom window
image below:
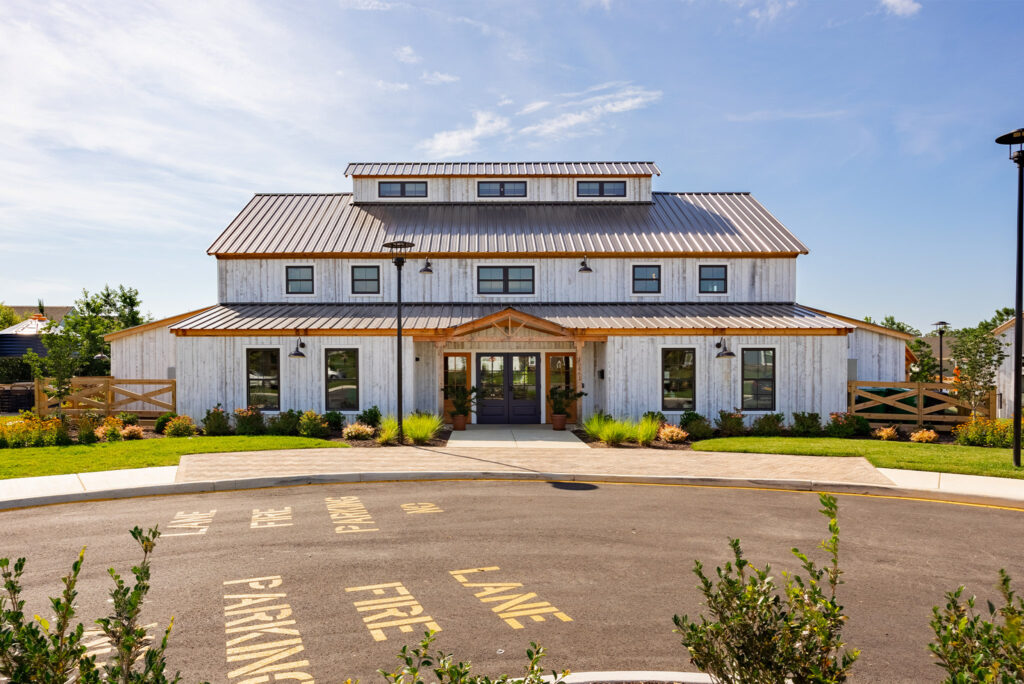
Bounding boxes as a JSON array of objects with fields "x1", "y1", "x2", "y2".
[
  {"x1": 478, "y1": 181, "x2": 526, "y2": 197},
  {"x1": 246, "y1": 349, "x2": 280, "y2": 411},
  {"x1": 351, "y1": 265, "x2": 380, "y2": 294},
  {"x1": 577, "y1": 181, "x2": 626, "y2": 197},
  {"x1": 378, "y1": 181, "x2": 427, "y2": 198},
  {"x1": 325, "y1": 348, "x2": 359, "y2": 411},
  {"x1": 742, "y1": 348, "x2": 775, "y2": 411},
  {"x1": 662, "y1": 348, "x2": 696, "y2": 411},
  {"x1": 477, "y1": 266, "x2": 535, "y2": 295},
  {"x1": 699, "y1": 265, "x2": 728, "y2": 293},
  {"x1": 285, "y1": 266, "x2": 314, "y2": 294},
  {"x1": 632, "y1": 265, "x2": 661, "y2": 294}
]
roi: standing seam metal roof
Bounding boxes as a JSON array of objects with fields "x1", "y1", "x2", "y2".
[{"x1": 344, "y1": 162, "x2": 661, "y2": 176}]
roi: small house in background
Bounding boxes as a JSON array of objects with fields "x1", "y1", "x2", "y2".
[
  {"x1": 0, "y1": 314, "x2": 52, "y2": 358},
  {"x1": 8, "y1": 306, "x2": 73, "y2": 325}
]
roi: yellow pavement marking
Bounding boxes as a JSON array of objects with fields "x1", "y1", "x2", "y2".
[
  {"x1": 450, "y1": 566, "x2": 572, "y2": 629},
  {"x1": 163, "y1": 509, "x2": 216, "y2": 536},
  {"x1": 325, "y1": 495, "x2": 378, "y2": 534},
  {"x1": 252, "y1": 506, "x2": 293, "y2": 528},
  {"x1": 222, "y1": 575, "x2": 313, "y2": 682},
  {"x1": 400, "y1": 502, "x2": 443, "y2": 514},
  {"x1": 345, "y1": 581, "x2": 441, "y2": 641},
  {"x1": 82, "y1": 623, "x2": 157, "y2": 665}
]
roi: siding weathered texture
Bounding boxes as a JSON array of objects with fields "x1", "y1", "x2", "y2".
[
  {"x1": 352, "y1": 176, "x2": 653, "y2": 203},
  {"x1": 110, "y1": 325, "x2": 176, "y2": 380},
  {"x1": 846, "y1": 329, "x2": 906, "y2": 382},
  {"x1": 996, "y1": 328, "x2": 1015, "y2": 418}
]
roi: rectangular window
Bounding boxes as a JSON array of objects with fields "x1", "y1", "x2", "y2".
[
  {"x1": 477, "y1": 181, "x2": 527, "y2": 197},
  {"x1": 662, "y1": 348, "x2": 696, "y2": 411},
  {"x1": 351, "y1": 265, "x2": 380, "y2": 294},
  {"x1": 477, "y1": 266, "x2": 535, "y2": 294},
  {"x1": 699, "y1": 265, "x2": 728, "y2": 293},
  {"x1": 246, "y1": 349, "x2": 280, "y2": 411},
  {"x1": 576, "y1": 180, "x2": 627, "y2": 197},
  {"x1": 378, "y1": 181, "x2": 427, "y2": 198},
  {"x1": 285, "y1": 266, "x2": 313, "y2": 294},
  {"x1": 632, "y1": 265, "x2": 661, "y2": 294},
  {"x1": 325, "y1": 348, "x2": 359, "y2": 411},
  {"x1": 742, "y1": 348, "x2": 775, "y2": 411}
]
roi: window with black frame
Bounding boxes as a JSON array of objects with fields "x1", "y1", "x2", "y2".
[
  {"x1": 325, "y1": 348, "x2": 359, "y2": 411},
  {"x1": 478, "y1": 181, "x2": 527, "y2": 197},
  {"x1": 576, "y1": 181, "x2": 626, "y2": 197},
  {"x1": 632, "y1": 265, "x2": 661, "y2": 293},
  {"x1": 662, "y1": 348, "x2": 696, "y2": 411},
  {"x1": 246, "y1": 349, "x2": 280, "y2": 411},
  {"x1": 285, "y1": 266, "x2": 314, "y2": 294},
  {"x1": 351, "y1": 265, "x2": 380, "y2": 294},
  {"x1": 477, "y1": 266, "x2": 534, "y2": 294},
  {"x1": 742, "y1": 348, "x2": 775, "y2": 411},
  {"x1": 699, "y1": 265, "x2": 728, "y2": 293},
  {"x1": 378, "y1": 181, "x2": 427, "y2": 197}
]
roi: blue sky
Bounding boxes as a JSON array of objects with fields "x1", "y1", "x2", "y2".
[{"x1": 0, "y1": 0, "x2": 1020, "y2": 332}]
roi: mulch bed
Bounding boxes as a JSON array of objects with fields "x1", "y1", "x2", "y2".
[
  {"x1": 332, "y1": 428, "x2": 451, "y2": 448},
  {"x1": 571, "y1": 429, "x2": 693, "y2": 450}
]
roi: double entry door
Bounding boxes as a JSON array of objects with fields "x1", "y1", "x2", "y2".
[{"x1": 477, "y1": 353, "x2": 541, "y2": 424}]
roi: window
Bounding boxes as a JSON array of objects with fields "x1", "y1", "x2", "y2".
[
  {"x1": 351, "y1": 265, "x2": 380, "y2": 294},
  {"x1": 246, "y1": 349, "x2": 280, "y2": 411},
  {"x1": 478, "y1": 181, "x2": 527, "y2": 197},
  {"x1": 742, "y1": 348, "x2": 775, "y2": 411},
  {"x1": 477, "y1": 266, "x2": 535, "y2": 294},
  {"x1": 662, "y1": 348, "x2": 696, "y2": 411},
  {"x1": 378, "y1": 181, "x2": 427, "y2": 198},
  {"x1": 285, "y1": 266, "x2": 313, "y2": 294},
  {"x1": 577, "y1": 181, "x2": 626, "y2": 197},
  {"x1": 632, "y1": 265, "x2": 661, "y2": 294},
  {"x1": 699, "y1": 265, "x2": 728, "y2": 294},
  {"x1": 325, "y1": 348, "x2": 359, "y2": 411}
]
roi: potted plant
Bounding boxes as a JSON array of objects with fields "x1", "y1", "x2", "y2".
[
  {"x1": 548, "y1": 386, "x2": 587, "y2": 431},
  {"x1": 448, "y1": 385, "x2": 479, "y2": 431}
]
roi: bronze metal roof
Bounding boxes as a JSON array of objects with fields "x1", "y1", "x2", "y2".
[
  {"x1": 344, "y1": 162, "x2": 661, "y2": 177},
  {"x1": 170, "y1": 303, "x2": 852, "y2": 333},
  {"x1": 208, "y1": 192, "x2": 808, "y2": 256}
]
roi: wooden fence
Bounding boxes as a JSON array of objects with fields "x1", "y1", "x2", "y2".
[
  {"x1": 35, "y1": 377, "x2": 176, "y2": 421},
  {"x1": 848, "y1": 381, "x2": 996, "y2": 430}
]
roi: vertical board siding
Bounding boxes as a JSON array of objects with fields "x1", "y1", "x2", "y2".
[
  {"x1": 846, "y1": 329, "x2": 905, "y2": 382},
  {"x1": 111, "y1": 327, "x2": 176, "y2": 380},
  {"x1": 352, "y1": 177, "x2": 651, "y2": 203},
  {"x1": 413, "y1": 341, "x2": 438, "y2": 414},
  {"x1": 996, "y1": 329, "x2": 1015, "y2": 418}
]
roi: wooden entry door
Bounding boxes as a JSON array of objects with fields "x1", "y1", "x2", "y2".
[
  {"x1": 442, "y1": 353, "x2": 471, "y2": 421},
  {"x1": 545, "y1": 352, "x2": 579, "y2": 424},
  {"x1": 477, "y1": 353, "x2": 541, "y2": 424}
]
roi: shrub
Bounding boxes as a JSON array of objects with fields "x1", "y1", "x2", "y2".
[
  {"x1": 642, "y1": 410, "x2": 667, "y2": 425},
  {"x1": 0, "y1": 413, "x2": 69, "y2": 448},
  {"x1": 598, "y1": 419, "x2": 635, "y2": 446},
  {"x1": 298, "y1": 410, "x2": 330, "y2": 439},
  {"x1": 153, "y1": 411, "x2": 177, "y2": 435},
  {"x1": 120, "y1": 425, "x2": 144, "y2": 440},
  {"x1": 202, "y1": 404, "x2": 232, "y2": 436},
  {"x1": 583, "y1": 412, "x2": 611, "y2": 440},
  {"x1": 910, "y1": 428, "x2": 939, "y2": 444},
  {"x1": 164, "y1": 415, "x2": 197, "y2": 437},
  {"x1": 76, "y1": 413, "x2": 100, "y2": 444},
  {"x1": 679, "y1": 410, "x2": 705, "y2": 430},
  {"x1": 117, "y1": 412, "x2": 139, "y2": 426},
  {"x1": 825, "y1": 412, "x2": 872, "y2": 439},
  {"x1": 750, "y1": 412, "x2": 785, "y2": 437},
  {"x1": 714, "y1": 410, "x2": 746, "y2": 437},
  {"x1": 635, "y1": 415, "x2": 660, "y2": 446},
  {"x1": 404, "y1": 413, "x2": 443, "y2": 445},
  {"x1": 377, "y1": 415, "x2": 400, "y2": 445},
  {"x1": 659, "y1": 423, "x2": 689, "y2": 444},
  {"x1": 233, "y1": 406, "x2": 265, "y2": 435},
  {"x1": 929, "y1": 569, "x2": 1024, "y2": 680},
  {"x1": 94, "y1": 415, "x2": 124, "y2": 442},
  {"x1": 790, "y1": 411, "x2": 823, "y2": 437},
  {"x1": 953, "y1": 418, "x2": 1013, "y2": 448},
  {"x1": 873, "y1": 425, "x2": 900, "y2": 441},
  {"x1": 684, "y1": 416, "x2": 715, "y2": 442},
  {"x1": 674, "y1": 493, "x2": 859, "y2": 682},
  {"x1": 342, "y1": 422, "x2": 375, "y2": 440},
  {"x1": 53, "y1": 419, "x2": 72, "y2": 446},
  {"x1": 324, "y1": 410, "x2": 345, "y2": 431},
  {"x1": 267, "y1": 409, "x2": 302, "y2": 436},
  {"x1": 356, "y1": 405, "x2": 382, "y2": 428}
]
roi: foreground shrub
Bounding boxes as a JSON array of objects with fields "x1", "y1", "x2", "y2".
[
  {"x1": 120, "y1": 425, "x2": 144, "y2": 440},
  {"x1": 674, "y1": 493, "x2": 859, "y2": 682},
  {"x1": 233, "y1": 406, "x2": 265, "y2": 435},
  {"x1": 153, "y1": 411, "x2": 177, "y2": 435},
  {"x1": 0, "y1": 413, "x2": 68, "y2": 448},
  {"x1": 597, "y1": 418, "x2": 635, "y2": 446},
  {"x1": 95, "y1": 415, "x2": 125, "y2": 443},
  {"x1": 659, "y1": 424, "x2": 689, "y2": 444},
  {"x1": 356, "y1": 405, "x2": 382, "y2": 428},
  {"x1": 202, "y1": 404, "x2": 232, "y2": 436},
  {"x1": 910, "y1": 428, "x2": 939, "y2": 444},
  {"x1": 642, "y1": 410, "x2": 667, "y2": 425},
  {"x1": 683, "y1": 415, "x2": 714, "y2": 442},
  {"x1": 405, "y1": 412, "x2": 443, "y2": 445},
  {"x1": 164, "y1": 415, "x2": 197, "y2": 438},
  {"x1": 267, "y1": 409, "x2": 302, "y2": 436},
  {"x1": 825, "y1": 412, "x2": 871, "y2": 439},
  {"x1": 582, "y1": 412, "x2": 611, "y2": 440},
  {"x1": 298, "y1": 410, "x2": 330, "y2": 439},
  {"x1": 873, "y1": 425, "x2": 900, "y2": 441},
  {"x1": 76, "y1": 413, "x2": 101, "y2": 444},
  {"x1": 791, "y1": 411, "x2": 823, "y2": 437},
  {"x1": 750, "y1": 412, "x2": 785, "y2": 437},
  {"x1": 635, "y1": 415, "x2": 660, "y2": 446},
  {"x1": 117, "y1": 411, "x2": 139, "y2": 426},
  {"x1": 377, "y1": 415, "x2": 400, "y2": 445},
  {"x1": 953, "y1": 418, "x2": 1012, "y2": 448},
  {"x1": 342, "y1": 422, "x2": 375, "y2": 440},
  {"x1": 714, "y1": 410, "x2": 746, "y2": 437},
  {"x1": 324, "y1": 410, "x2": 345, "y2": 431},
  {"x1": 930, "y1": 569, "x2": 1024, "y2": 681}
]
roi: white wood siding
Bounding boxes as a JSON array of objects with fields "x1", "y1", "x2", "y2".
[
  {"x1": 352, "y1": 176, "x2": 651, "y2": 204},
  {"x1": 847, "y1": 329, "x2": 905, "y2": 382},
  {"x1": 111, "y1": 327, "x2": 176, "y2": 380},
  {"x1": 218, "y1": 257, "x2": 797, "y2": 304},
  {"x1": 413, "y1": 341, "x2": 438, "y2": 414},
  {"x1": 603, "y1": 334, "x2": 848, "y2": 423},
  {"x1": 997, "y1": 328, "x2": 1016, "y2": 418}
]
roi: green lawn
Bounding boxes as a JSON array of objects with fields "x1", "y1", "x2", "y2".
[
  {"x1": 692, "y1": 437, "x2": 1024, "y2": 480},
  {"x1": 0, "y1": 436, "x2": 349, "y2": 480}
]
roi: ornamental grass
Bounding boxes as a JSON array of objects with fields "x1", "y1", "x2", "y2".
[{"x1": 404, "y1": 413, "x2": 443, "y2": 445}]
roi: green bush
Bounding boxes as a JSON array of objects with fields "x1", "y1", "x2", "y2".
[
  {"x1": 598, "y1": 419, "x2": 635, "y2": 446},
  {"x1": 404, "y1": 413, "x2": 443, "y2": 445},
  {"x1": 929, "y1": 569, "x2": 1024, "y2": 681},
  {"x1": 679, "y1": 410, "x2": 705, "y2": 429},
  {"x1": 201, "y1": 404, "x2": 232, "y2": 436},
  {"x1": 635, "y1": 415, "x2": 660, "y2": 446},
  {"x1": 953, "y1": 418, "x2": 1013, "y2": 448},
  {"x1": 356, "y1": 405, "x2": 382, "y2": 428},
  {"x1": 377, "y1": 415, "x2": 400, "y2": 445},
  {"x1": 324, "y1": 410, "x2": 345, "y2": 431},
  {"x1": 153, "y1": 411, "x2": 177, "y2": 435},
  {"x1": 750, "y1": 412, "x2": 785, "y2": 437},
  {"x1": 117, "y1": 412, "x2": 139, "y2": 426},
  {"x1": 164, "y1": 415, "x2": 197, "y2": 438},
  {"x1": 0, "y1": 357, "x2": 32, "y2": 383},
  {"x1": 583, "y1": 412, "x2": 611, "y2": 439},
  {"x1": 714, "y1": 410, "x2": 746, "y2": 437},
  {"x1": 103, "y1": 423, "x2": 123, "y2": 442},
  {"x1": 824, "y1": 412, "x2": 871, "y2": 439},
  {"x1": 76, "y1": 414, "x2": 100, "y2": 444},
  {"x1": 642, "y1": 410, "x2": 667, "y2": 425},
  {"x1": 233, "y1": 406, "x2": 265, "y2": 435},
  {"x1": 684, "y1": 416, "x2": 715, "y2": 442},
  {"x1": 790, "y1": 411, "x2": 823, "y2": 437},
  {"x1": 298, "y1": 410, "x2": 330, "y2": 439},
  {"x1": 674, "y1": 493, "x2": 859, "y2": 682},
  {"x1": 267, "y1": 409, "x2": 302, "y2": 436}
]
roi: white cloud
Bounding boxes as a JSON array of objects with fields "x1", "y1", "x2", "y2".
[
  {"x1": 520, "y1": 85, "x2": 661, "y2": 139},
  {"x1": 339, "y1": 0, "x2": 400, "y2": 10},
  {"x1": 726, "y1": 109, "x2": 848, "y2": 122},
  {"x1": 517, "y1": 101, "x2": 550, "y2": 115},
  {"x1": 417, "y1": 111, "x2": 510, "y2": 158},
  {"x1": 880, "y1": 0, "x2": 921, "y2": 16},
  {"x1": 497, "y1": 97, "x2": 514, "y2": 107},
  {"x1": 421, "y1": 70, "x2": 459, "y2": 85},
  {"x1": 393, "y1": 45, "x2": 420, "y2": 63},
  {"x1": 376, "y1": 79, "x2": 410, "y2": 92}
]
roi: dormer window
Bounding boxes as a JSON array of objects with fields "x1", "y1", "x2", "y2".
[
  {"x1": 632, "y1": 265, "x2": 661, "y2": 294},
  {"x1": 285, "y1": 266, "x2": 314, "y2": 294},
  {"x1": 699, "y1": 265, "x2": 728, "y2": 294},
  {"x1": 378, "y1": 181, "x2": 427, "y2": 198},
  {"x1": 478, "y1": 181, "x2": 527, "y2": 198},
  {"x1": 577, "y1": 181, "x2": 626, "y2": 197}
]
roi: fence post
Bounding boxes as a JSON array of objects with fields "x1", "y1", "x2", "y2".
[
  {"x1": 34, "y1": 378, "x2": 44, "y2": 417},
  {"x1": 916, "y1": 383, "x2": 924, "y2": 427},
  {"x1": 104, "y1": 377, "x2": 113, "y2": 417},
  {"x1": 170, "y1": 379, "x2": 177, "y2": 414}
]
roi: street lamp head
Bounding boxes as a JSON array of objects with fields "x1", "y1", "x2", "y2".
[
  {"x1": 932, "y1": 320, "x2": 949, "y2": 331},
  {"x1": 996, "y1": 128, "x2": 1024, "y2": 161},
  {"x1": 382, "y1": 240, "x2": 415, "y2": 251}
]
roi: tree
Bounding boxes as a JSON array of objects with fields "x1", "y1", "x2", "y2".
[
  {"x1": 908, "y1": 338, "x2": 941, "y2": 383},
  {"x1": 980, "y1": 307, "x2": 1015, "y2": 332},
  {"x1": 864, "y1": 315, "x2": 921, "y2": 337},
  {"x1": 950, "y1": 327, "x2": 1008, "y2": 416},
  {"x1": 23, "y1": 325, "x2": 81, "y2": 413},
  {"x1": 0, "y1": 302, "x2": 20, "y2": 330},
  {"x1": 62, "y1": 285, "x2": 151, "y2": 375}
]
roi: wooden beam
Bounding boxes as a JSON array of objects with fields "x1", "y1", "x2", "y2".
[{"x1": 214, "y1": 251, "x2": 805, "y2": 260}]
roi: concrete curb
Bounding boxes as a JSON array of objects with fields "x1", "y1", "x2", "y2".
[{"x1": 1, "y1": 470, "x2": 1023, "y2": 511}]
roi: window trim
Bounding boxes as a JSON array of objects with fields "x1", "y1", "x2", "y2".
[
  {"x1": 697, "y1": 264, "x2": 729, "y2": 296},
  {"x1": 284, "y1": 264, "x2": 315, "y2": 297},
  {"x1": 350, "y1": 264, "x2": 382, "y2": 296},
  {"x1": 477, "y1": 180, "x2": 528, "y2": 198},
  {"x1": 324, "y1": 346, "x2": 362, "y2": 413},
  {"x1": 576, "y1": 180, "x2": 628, "y2": 198},
  {"x1": 739, "y1": 346, "x2": 777, "y2": 413},
  {"x1": 475, "y1": 265, "x2": 537, "y2": 296},
  {"x1": 631, "y1": 264, "x2": 662, "y2": 295},
  {"x1": 245, "y1": 346, "x2": 283, "y2": 413},
  {"x1": 659, "y1": 346, "x2": 697, "y2": 413},
  {"x1": 377, "y1": 181, "x2": 428, "y2": 198}
]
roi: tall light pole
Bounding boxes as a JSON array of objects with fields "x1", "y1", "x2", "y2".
[
  {"x1": 383, "y1": 240, "x2": 415, "y2": 444},
  {"x1": 996, "y1": 128, "x2": 1024, "y2": 468},
  {"x1": 932, "y1": 321, "x2": 948, "y2": 384}
]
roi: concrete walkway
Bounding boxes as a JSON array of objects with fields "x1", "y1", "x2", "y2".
[{"x1": 446, "y1": 424, "x2": 588, "y2": 448}]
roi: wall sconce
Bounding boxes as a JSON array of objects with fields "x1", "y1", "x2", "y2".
[
  {"x1": 419, "y1": 259, "x2": 433, "y2": 274},
  {"x1": 715, "y1": 338, "x2": 735, "y2": 359},
  {"x1": 288, "y1": 338, "x2": 306, "y2": 359},
  {"x1": 578, "y1": 256, "x2": 593, "y2": 273}
]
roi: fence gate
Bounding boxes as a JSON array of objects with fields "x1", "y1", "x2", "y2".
[
  {"x1": 848, "y1": 381, "x2": 996, "y2": 431},
  {"x1": 35, "y1": 376, "x2": 176, "y2": 422}
]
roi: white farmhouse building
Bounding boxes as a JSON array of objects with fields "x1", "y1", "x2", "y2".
[{"x1": 108, "y1": 161, "x2": 910, "y2": 425}]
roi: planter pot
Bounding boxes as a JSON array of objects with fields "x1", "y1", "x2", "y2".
[
  {"x1": 551, "y1": 414, "x2": 567, "y2": 431},
  {"x1": 452, "y1": 414, "x2": 468, "y2": 431}
]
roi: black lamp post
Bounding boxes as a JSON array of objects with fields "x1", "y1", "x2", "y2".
[
  {"x1": 383, "y1": 240, "x2": 416, "y2": 443},
  {"x1": 932, "y1": 321, "x2": 948, "y2": 384},
  {"x1": 996, "y1": 127, "x2": 1024, "y2": 468}
]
